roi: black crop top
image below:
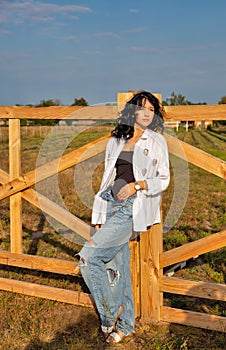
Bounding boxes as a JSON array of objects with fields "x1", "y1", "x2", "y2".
[{"x1": 111, "y1": 151, "x2": 135, "y2": 200}]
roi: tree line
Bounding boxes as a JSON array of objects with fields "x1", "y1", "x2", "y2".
[
  {"x1": 16, "y1": 92, "x2": 226, "y2": 108},
  {"x1": 16, "y1": 97, "x2": 89, "y2": 108},
  {"x1": 163, "y1": 92, "x2": 226, "y2": 106}
]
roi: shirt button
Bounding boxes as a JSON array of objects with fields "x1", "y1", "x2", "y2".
[{"x1": 142, "y1": 168, "x2": 147, "y2": 176}]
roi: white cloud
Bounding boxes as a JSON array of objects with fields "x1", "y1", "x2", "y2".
[
  {"x1": 61, "y1": 35, "x2": 78, "y2": 41},
  {"x1": 123, "y1": 27, "x2": 145, "y2": 34},
  {"x1": 129, "y1": 8, "x2": 138, "y2": 13},
  {"x1": 83, "y1": 50, "x2": 103, "y2": 55},
  {"x1": 61, "y1": 55, "x2": 80, "y2": 61},
  {"x1": 0, "y1": 29, "x2": 10, "y2": 36},
  {"x1": 128, "y1": 46, "x2": 159, "y2": 54},
  {"x1": 94, "y1": 32, "x2": 120, "y2": 39},
  {"x1": 0, "y1": 0, "x2": 92, "y2": 25}
]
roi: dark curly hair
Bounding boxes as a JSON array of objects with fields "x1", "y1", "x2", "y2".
[{"x1": 111, "y1": 91, "x2": 165, "y2": 140}]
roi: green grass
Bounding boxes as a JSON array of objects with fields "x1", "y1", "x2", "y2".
[{"x1": 0, "y1": 126, "x2": 225, "y2": 349}]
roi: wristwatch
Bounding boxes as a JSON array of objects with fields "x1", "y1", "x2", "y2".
[{"x1": 134, "y1": 182, "x2": 141, "y2": 191}]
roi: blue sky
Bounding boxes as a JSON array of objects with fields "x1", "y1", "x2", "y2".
[{"x1": 0, "y1": 0, "x2": 226, "y2": 106}]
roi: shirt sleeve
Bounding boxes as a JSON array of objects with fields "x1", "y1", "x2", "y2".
[
  {"x1": 91, "y1": 194, "x2": 108, "y2": 225},
  {"x1": 91, "y1": 138, "x2": 114, "y2": 225}
]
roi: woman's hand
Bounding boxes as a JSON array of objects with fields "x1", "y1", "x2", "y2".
[
  {"x1": 117, "y1": 181, "x2": 147, "y2": 201},
  {"x1": 95, "y1": 224, "x2": 102, "y2": 230},
  {"x1": 117, "y1": 183, "x2": 136, "y2": 201}
]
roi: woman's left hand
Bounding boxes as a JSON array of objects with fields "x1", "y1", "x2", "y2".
[{"x1": 117, "y1": 183, "x2": 136, "y2": 201}]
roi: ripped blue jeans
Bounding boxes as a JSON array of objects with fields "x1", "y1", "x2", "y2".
[{"x1": 77, "y1": 188, "x2": 136, "y2": 335}]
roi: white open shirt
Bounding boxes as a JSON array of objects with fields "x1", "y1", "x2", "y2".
[{"x1": 91, "y1": 129, "x2": 170, "y2": 232}]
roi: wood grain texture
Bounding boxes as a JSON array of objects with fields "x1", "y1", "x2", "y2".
[
  {"x1": 164, "y1": 133, "x2": 226, "y2": 179},
  {"x1": 0, "y1": 277, "x2": 94, "y2": 307},
  {"x1": 129, "y1": 238, "x2": 141, "y2": 318},
  {"x1": 161, "y1": 276, "x2": 226, "y2": 301},
  {"x1": 9, "y1": 119, "x2": 22, "y2": 253},
  {"x1": 160, "y1": 230, "x2": 226, "y2": 268},
  {"x1": 162, "y1": 307, "x2": 226, "y2": 332},
  {"x1": 140, "y1": 223, "x2": 163, "y2": 321},
  {"x1": 0, "y1": 250, "x2": 79, "y2": 275},
  {"x1": 0, "y1": 104, "x2": 226, "y2": 121}
]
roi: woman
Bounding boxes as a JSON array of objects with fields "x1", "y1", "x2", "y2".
[{"x1": 76, "y1": 91, "x2": 170, "y2": 344}]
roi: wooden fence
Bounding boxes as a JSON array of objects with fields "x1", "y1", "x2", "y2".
[{"x1": 0, "y1": 99, "x2": 226, "y2": 333}]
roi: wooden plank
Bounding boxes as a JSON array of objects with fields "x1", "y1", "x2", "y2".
[
  {"x1": 0, "y1": 134, "x2": 109, "y2": 201},
  {"x1": 0, "y1": 168, "x2": 92, "y2": 241},
  {"x1": 140, "y1": 223, "x2": 163, "y2": 321},
  {"x1": 0, "y1": 277, "x2": 94, "y2": 307},
  {"x1": 161, "y1": 306, "x2": 226, "y2": 332},
  {"x1": 0, "y1": 105, "x2": 118, "y2": 120},
  {"x1": 161, "y1": 276, "x2": 226, "y2": 301},
  {"x1": 164, "y1": 104, "x2": 226, "y2": 121},
  {"x1": 9, "y1": 119, "x2": 22, "y2": 254},
  {"x1": 0, "y1": 104, "x2": 226, "y2": 121},
  {"x1": 129, "y1": 239, "x2": 141, "y2": 318},
  {"x1": 164, "y1": 133, "x2": 226, "y2": 179},
  {"x1": 23, "y1": 189, "x2": 93, "y2": 240},
  {"x1": 160, "y1": 230, "x2": 226, "y2": 268},
  {"x1": 0, "y1": 250, "x2": 80, "y2": 275}
]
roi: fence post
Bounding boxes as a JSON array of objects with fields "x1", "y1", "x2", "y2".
[
  {"x1": 9, "y1": 118, "x2": 22, "y2": 253},
  {"x1": 139, "y1": 221, "x2": 163, "y2": 322},
  {"x1": 129, "y1": 238, "x2": 141, "y2": 318}
]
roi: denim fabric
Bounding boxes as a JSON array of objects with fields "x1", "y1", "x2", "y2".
[
  {"x1": 91, "y1": 189, "x2": 136, "y2": 248},
  {"x1": 78, "y1": 189, "x2": 135, "y2": 335}
]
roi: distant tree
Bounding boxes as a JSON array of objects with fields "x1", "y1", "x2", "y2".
[
  {"x1": 163, "y1": 92, "x2": 207, "y2": 106},
  {"x1": 36, "y1": 99, "x2": 61, "y2": 107},
  {"x1": 71, "y1": 97, "x2": 88, "y2": 106},
  {"x1": 218, "y1": 96, "x2": 226, "y2": 104},
  {"x1": 163, "y1": 92, "x2": 192, "y2": 106},
  {"x1": 32, "y1": 119, "x2": 58, "y2": 126},
  {"x1": 216, "y1": 96, "x2": 226, "y2": 125}
]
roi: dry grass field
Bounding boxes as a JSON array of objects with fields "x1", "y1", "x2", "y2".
[{"x1": 0, "y1": 125, "x2": 225, "y2": 349}]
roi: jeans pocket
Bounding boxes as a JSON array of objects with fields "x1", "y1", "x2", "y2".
[{"x1": 100, "y1": 186, "x2": 115, "y2": 202}]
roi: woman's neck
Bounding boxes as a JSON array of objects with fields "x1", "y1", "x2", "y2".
[
  {"x1": 130, "y1": 125, "x2": 144, "y2": 141},
  {"x1": 123, "y1": 125, "x2": 144, "y2": 150}
]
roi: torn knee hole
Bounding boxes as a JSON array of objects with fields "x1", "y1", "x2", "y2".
[{"x1": 88, "y1": 239, "x2": 95, "y2": 246}]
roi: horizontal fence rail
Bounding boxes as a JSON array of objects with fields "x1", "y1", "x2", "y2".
[
  {"x1": 0, "y1": 104, "x2": 226, "y2": 121},
  {"x1": 160, "y1": 230, "x2": 226, "y2": 268}
]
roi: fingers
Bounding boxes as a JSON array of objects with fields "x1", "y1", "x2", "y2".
[
  {"x1": 117, "y1": 186, "x2": 128, "y2": 200},
  {"x1": 117, "y1": 183, "x2": 135, "y2": 201}
]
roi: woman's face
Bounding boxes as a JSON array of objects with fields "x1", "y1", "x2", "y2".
[{"x1": 135, "y1": 98, "x2": 155, "y2": 130}]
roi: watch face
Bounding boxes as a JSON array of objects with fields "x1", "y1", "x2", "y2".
[{"x1": 135, "y1": 183, "x2": 141, "y2": 191}]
